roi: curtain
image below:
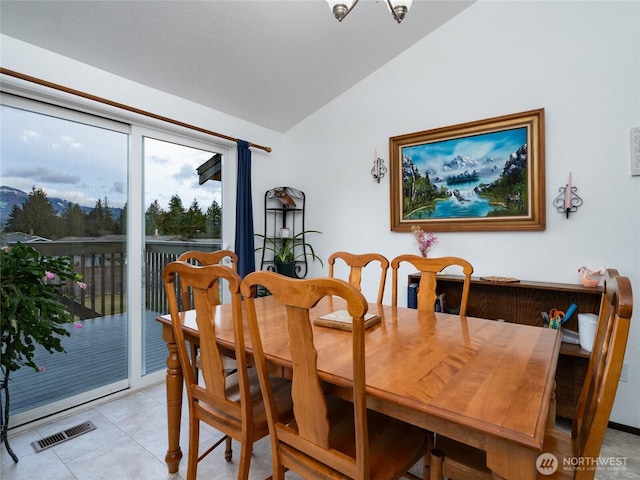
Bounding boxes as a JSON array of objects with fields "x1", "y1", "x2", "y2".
[{"x1": 234, "y1": 140, "x2": 255, "y2": 278}]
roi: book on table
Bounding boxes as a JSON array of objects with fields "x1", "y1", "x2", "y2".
[{"x1": 314, "y1": 309, "x2": 381, "y2": 331}]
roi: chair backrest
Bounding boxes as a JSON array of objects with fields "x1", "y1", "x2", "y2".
[
  {"x1": 572, "y1": 269, "x2": 632, "y2": 465},
  {"x1": 163, "y1": 261, "x2": 250, "y2": 423},
  {"x1": 177, "y1": 249, "x2": 238, "y2": 308},
  {"x1": 328, "y1": 251, "x2": 389, "y2": 304},
  {"x1": 241, "y1": 271, "x2": 371, "y2": 479},
  {"x1": 391, "y1": 254, "x2": 473, "y2": 315}
]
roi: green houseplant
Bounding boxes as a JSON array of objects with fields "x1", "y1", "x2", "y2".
[
  {"x1": 255, "y1": 230, "x2": 323, "y2": 278},
  {"x1": 0, "y1": 242, "x2": 86, "y2": 462}
]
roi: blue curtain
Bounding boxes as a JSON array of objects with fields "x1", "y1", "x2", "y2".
[{"x1": 234, "y1": 140, "x2": 255, "y2": 278}]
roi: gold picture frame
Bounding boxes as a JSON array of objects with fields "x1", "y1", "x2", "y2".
[{"x1": 390, "y1": 109, "x2": 545, "y2": 232}]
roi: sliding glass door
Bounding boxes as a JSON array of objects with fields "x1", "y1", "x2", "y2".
[
  {"x1": 142, "y1": 135, "x2": 223, "y2": 375},
  {"x1": 1, "y1": 93, "x2": 227, "y2": 427},
  {"x1": 1, "y1": 97, "x2": 129, "y2": 420}
]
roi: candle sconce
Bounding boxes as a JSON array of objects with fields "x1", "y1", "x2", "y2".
[
  {"x1": 371, "y1": 156, "x2": 387, "y2": 183},
  {"x1": 553, "y1": 182, "x2": 583, "y2": 218}
]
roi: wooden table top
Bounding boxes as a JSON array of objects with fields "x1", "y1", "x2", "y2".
[{"x1": 159, "y1": 294, "x2": 561, "y2": 455}]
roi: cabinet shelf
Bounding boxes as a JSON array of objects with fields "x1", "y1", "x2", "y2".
[{"x1": 559, "y1": 342, "x2": 592, "y2": 359}]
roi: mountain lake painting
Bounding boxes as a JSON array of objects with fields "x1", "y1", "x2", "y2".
[{"x1": 390, "y1": 109, "x2": 545, "y2": 232}]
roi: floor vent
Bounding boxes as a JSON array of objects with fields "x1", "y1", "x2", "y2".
[{"x1": 31, "y1": 421, "x2": 97, "y2": 453}]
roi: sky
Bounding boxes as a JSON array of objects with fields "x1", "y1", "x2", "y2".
[
  {"x1": 402, "y1": 127, "x2": 527, "y2": 177},
  {"x1": 144, "y1": 137, "x2": 221, "y2": 211},
  {"x1": 0, "y1": 104, "x2": 221, "y2": 212}
]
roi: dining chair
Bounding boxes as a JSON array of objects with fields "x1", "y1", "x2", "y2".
[
  {"x1": 391, "y1": 255, "x2": 474, "y2": 315},
  {"x1": 177, "y1": 249, "x2": 238, "y2": 308},
  {"x1": 428, "y1": 269, "x2": 633, "y2": 480},
  {"x1": 328, "y1": 251, "x2": 389, "y2": 304},
  {"x1": 162, "y1": 261, "x2": 293, "y2": 480},
  {"x1": 240, "y1": 271, "x2": 428, "y2": 480},
  {"x1": 177, "y1": 250, "x2": 239, "y2": 375}
]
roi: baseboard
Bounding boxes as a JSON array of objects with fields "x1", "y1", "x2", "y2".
[
  {"x1": 559, "y1": 417, "x2": 640, "y2": 436},
  {"x1": 608, "y1": 421, "x2": 640, "y2": 436}
]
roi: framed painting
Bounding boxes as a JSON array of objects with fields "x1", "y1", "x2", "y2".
[{"x1": 389, "y1": 109, "x2": 545, "y2": 232}]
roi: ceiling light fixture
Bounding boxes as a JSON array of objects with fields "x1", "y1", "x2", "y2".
[{"x1": 327, "y1": 0, "x2": 412, "y2": 23}]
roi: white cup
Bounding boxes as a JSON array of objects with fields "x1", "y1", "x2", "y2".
[{"x1": 578, "y1": 313, "x2": 598, "y2": 352}]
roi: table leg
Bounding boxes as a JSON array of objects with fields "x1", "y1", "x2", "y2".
[
  {"x1": 486, "y1": 437, "x2": 537, "y2": 480},
  {"x1": 163, "y1": 324, "x2": 183, "y2": 473}
]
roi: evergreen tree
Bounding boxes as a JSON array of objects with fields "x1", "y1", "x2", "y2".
[
  {"x1": 118, "y1": 202, "x2": 128, "y2": 235},
  {"x1": 86, "y1": 198, "x2": 112, "y2": 236},
  {"x1": 6, "y1": 186, "x2": 59, "y2": 239},
  {"x1": 145, "y1": 200, "x2": 164, "y2": 235},
  {"x1": 185, "y1": 199, "x2": 206, "y2": 238},
  {"x1": 5, "y1": 205, "x2": 25, "y2": 233},
  {"x1": 86, "y1": 198, "x2": 102, "y2": 236},
  {"x1": 206, "y1": 199, "x2": 222, "y2": 238},
  {"x1": 60, "y1": 201, "x2": 86, "y2": 237},
  {"x1": 163, "y1": 195, "x2": 186, "y2": 236},
  {"x1": 102, "y1": 197, "x2": 116, "y2": 234}
]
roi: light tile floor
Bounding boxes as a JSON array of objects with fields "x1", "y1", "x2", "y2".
[{"x1": 1, "y1": 381, "x2": 638, "y2": 479}]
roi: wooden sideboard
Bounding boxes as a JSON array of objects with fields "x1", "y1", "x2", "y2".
[{"x1": 407, "y1": 273, "x2": 603, "y2": 419}]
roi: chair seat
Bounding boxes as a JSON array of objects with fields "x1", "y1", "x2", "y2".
[
  {"x1": 195, "y1": 353, "x2": 237, "y2": 373},
  {"x1": 285, "y1": 395, "x2": 427, "y2": 480},
  {"x1": 196, "y1": 368, "x2": 293, "y2": 436}
]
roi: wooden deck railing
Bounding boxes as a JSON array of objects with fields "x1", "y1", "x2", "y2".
[
  {"x1": 8, "y1": 238, "x2": 221, "y2": 417},
  {"x1": 26, "y1": 239, "x2": 221, "y2": 319}
]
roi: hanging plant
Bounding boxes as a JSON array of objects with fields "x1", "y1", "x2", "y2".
[{"x1": 0, "y1": 242, "x2": 86, "y2": 462}]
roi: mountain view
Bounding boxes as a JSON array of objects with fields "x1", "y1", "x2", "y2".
[{"x1": 0, "y1": 186, "x2": 122, "y2": 228}]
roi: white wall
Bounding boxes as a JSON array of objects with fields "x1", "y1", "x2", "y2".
[
  {"x1": 282, "y1": 1, "x2": 640, "y2": 428},
  {"x1": 2, "y1": 0, "x2": 639, "y2": 428}
]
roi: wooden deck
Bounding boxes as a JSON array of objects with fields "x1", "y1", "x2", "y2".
[{"x1": 9, "y1": 310, "x2": 167, "y2": 415}]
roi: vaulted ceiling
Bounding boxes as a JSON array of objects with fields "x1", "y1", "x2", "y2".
[{"x1": 0, "y1": 1, "x2": 473, "y2": 132}]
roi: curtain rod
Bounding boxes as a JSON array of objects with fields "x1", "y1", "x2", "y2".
[{"x1": 0, "y1": 67, "x2": 272, "y2": 153}]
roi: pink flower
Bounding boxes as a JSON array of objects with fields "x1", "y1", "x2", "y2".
[
  {"x1": 45, "y1": 271, "x2": 55, "y2": 280},
  {"x1": 411, "y1": 225, "x2": 438, "y2": 257},
  {"x1": 74, "y1": 322, "x2": 83, "y2": 329},
  {"x1": 76, "y1": 281, "x2": 87, "y2": 290},
  {"x1": 39, "y1": 366, "x2": 46, "y2": 372}
]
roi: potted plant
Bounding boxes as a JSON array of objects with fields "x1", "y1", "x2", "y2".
[
  {"x1": 0, "y1": 242, "x2": 86, "y2": 462},
  {"x1": 255, "y1": 230, "x2": 323, "y2": 278}
]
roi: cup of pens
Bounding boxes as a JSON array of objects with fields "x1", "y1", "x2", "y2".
[{"x1": 544, "y1": 303, "x2": 578, "y2": 329}]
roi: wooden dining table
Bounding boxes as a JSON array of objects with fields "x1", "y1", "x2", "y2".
[{"x1": 156, "y1": 295, "x2": 561, "y2": 480}]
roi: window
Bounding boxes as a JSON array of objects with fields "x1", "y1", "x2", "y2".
[
  {"x1": 0, "y1": 93, "x2": 228, "y2": 427},
  {"x1": 142, "y1": 135, "x2": 223, "y2": 375},
  {"x1": 1, "y1": 97, "x2": 129, "y2": 422}
]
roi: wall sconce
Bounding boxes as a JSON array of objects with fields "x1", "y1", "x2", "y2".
[
  {"x1": 371, "y1": 155, "x2": 387, "y2": 183},
  {"x1": 553, "y1": 172, "x2": 583, "y2": 218}
]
